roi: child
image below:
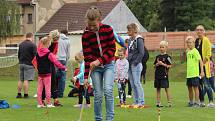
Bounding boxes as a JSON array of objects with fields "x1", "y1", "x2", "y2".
[
  {"x1": 36, "y1": 36, "x2": 66, "y2": 108},
  {"x1": 209, "y1": 57, "x2": 215, "y2": 92},
  {"x1": 72, "y1": 52, "x2": 91, "y2": 108},
  {"x1": 186, "y1": 36, "x2": 204, "y2": 107},
  {"x1": 82, "y1": 6, "x2": 116, "y2": 121},
  {"x1": 154, "y1": 41, "x2": 172, "y2": 107},
  {"x1": 68, "y1": 68, "x2": 80, "y2": 97},
  {"x1": 115, "y1": 47, "x2": 129, "y2": 105}
]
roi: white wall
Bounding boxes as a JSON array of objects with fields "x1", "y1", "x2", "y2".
[
  {"x1": 68, "y1": 34, "x2": 82, "y2": 60},
  {"x1": 102, "y1": 0, "x2": 147, "y2": 32}
]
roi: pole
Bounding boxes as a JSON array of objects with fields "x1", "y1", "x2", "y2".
[
  {"x1": 164, "y1": 27, "x2": 167, "y2": 41},
  {"x1": 158, "y1": 108, "x2": 161, "y2": 121}
]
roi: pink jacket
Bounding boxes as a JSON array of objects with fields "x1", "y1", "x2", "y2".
[{"x1": 37, "y1": 47, "x2": 66, "y2": 71}]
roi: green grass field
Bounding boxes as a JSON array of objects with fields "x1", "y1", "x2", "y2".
[{"x1": 0, "y1": 51, "x2": 215, "y2": 121}]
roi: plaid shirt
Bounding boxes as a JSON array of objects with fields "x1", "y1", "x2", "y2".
[{"x1": 82, "y1": 23, "x2": 116, "y2": 79}]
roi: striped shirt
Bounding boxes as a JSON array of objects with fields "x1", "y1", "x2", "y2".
[{"x1": 82, "y1": 23, "x2": 116, "y2": 79}]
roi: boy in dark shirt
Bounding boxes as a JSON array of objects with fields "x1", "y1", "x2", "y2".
[{"x1": 154, "y1": 41, "x2": 172, "y2": 107}]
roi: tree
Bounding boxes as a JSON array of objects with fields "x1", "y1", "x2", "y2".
[
  {"x1": 159, "y1": 0, "x2": 176, "y2": 31},
  {"x1": 125, "y1": 0, "x2": 215, "y2": 31},
  {"x1": 125, "y1": 0, "x2": 161, "y2": 32},
  {"x1": 0, "y1": 0, "x2": 20, "y2": 41},
  {"x1": 160, "y1": 0, "x2": 215, "y2": 31}
]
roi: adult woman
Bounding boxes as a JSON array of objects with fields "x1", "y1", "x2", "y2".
[
  {"x1": 195, "y1": 25, "x2": 214, "y2": 107},
  {"x1": 127, "y1": 23, "x2": 145, "y2": 106}
]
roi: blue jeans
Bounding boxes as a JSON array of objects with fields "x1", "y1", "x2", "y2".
[
  {"x1": 91, "y1": 61, "x2": 115, "y2": 121},
  {"x1": 209, "y1": 76, "x2": 215, "y2": 92},
  {"x1": 128, "y1": 63, "x2": 144, "y2": 105},
  {"x1": 203, "y1": 77, "x2": 214, "y2": 102},
  {"x1": 57, "y1": 60, "x2": 67, "y2": 98}
]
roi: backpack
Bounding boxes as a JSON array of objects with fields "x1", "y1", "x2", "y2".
[
  {"x1": 0, "y1": 100, "x2": 9, "y2": 109},
  {"x1": 142, "y1": 46, "x2": 149, "y2": 63}
]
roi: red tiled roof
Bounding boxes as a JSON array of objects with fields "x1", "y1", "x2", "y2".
[
  {"x1": 16, "y1": 0, "x2": 31, "y2": 4},
  {"x1": 38, "y1": 0, "x2": 120, "y2": 33}
]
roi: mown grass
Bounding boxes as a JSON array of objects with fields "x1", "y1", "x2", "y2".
[{"x1": 0, "y1": 51, "x2": 214, "y2": 121}]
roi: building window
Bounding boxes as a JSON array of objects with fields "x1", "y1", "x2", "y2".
[{"x1": 27, "y1": 14, "x2": 33, "y2": 24}]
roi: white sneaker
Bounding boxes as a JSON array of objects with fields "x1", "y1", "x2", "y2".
[
  {"x1": 126, "y1": 95, "x2": 132, "y2": 98},
  {"x1": 33, "y1": 94, "x2": 37, "y2": 98},
  {"x1": 115, "y1": 96, "x2": 119, "y2": 99},
  {"x1": 200, "y1": 102, "x2": 206, "y2": 107},
  {"x1": 73, "y1": 104, "x2": 82, "y2": 108},
  {"x1": 47, "y1": 104, "x2": 55, "y2": 108},
  {"x1": 37, "y1": 105, "x2": 45, "y2": 108},
  {"x1": 85, "y1": 104, "x2": 91, "y2": 108},
  {"x1": 207, "y1": 103, "x2": 215, "y2": 108}
]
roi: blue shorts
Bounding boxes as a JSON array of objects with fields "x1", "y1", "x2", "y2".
[
  {"x1": 187, "y1": 77, "x2": 200, "y2": 87},
  {"x1": 154, "y1": 78, "x2": 169, "y2": 88}
]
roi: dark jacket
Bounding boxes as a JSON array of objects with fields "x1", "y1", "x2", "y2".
[
  {"x1": 36, "y1": 47, "x2": 66, "y2": 75},
  {"x1": 128, "y1": 35, "x2": 145, "y2": 66}
]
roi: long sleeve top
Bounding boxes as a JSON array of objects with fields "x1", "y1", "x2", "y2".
[
  {"x1": 57, "y1": 34, "x2": 70, "y2": 61},
  {"x1": 82, "y1": 23, "x2": 116, "y2": 79},
  {"x1": 115, "y1": 58, "x2": 129, "y2": 80},
  {"x1": 75, "y1": 61, "x2": 92, "y2": 85}
]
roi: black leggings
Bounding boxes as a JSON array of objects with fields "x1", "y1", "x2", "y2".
[
  {"x1": 118, "y1": 82, "x2": 126, "y2": 103},
  {"x1": 78, "y1": 85, "x2": 90, "y2": 104}
]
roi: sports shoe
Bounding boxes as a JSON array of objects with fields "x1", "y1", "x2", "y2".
[
  {"x1": 192, "y1": 103, "x2": 200, "y2": 108},
  {"x1": 16, "y1": 95, "x2": 22, "y2": 98},
  {"x1": 207, "y1": 102, "x2": 215, "y2": 108},
  {"x1": 126, "y1": 95, "x2": 132, "y2": 98},
  {"x1": 85, "y1": 104, "x2": 91, "y2": 108},
  {"x1": 115, "y1": 96, "x2": 119, "y2": 99},
  {"x1": 33, "y1": 94, "x2": 37, "y2": 98},
  {"x1": 156, "y1": 102, "x2": 163, "y2": 108},
  {"x1": 54, "y1": 100, "x2": 63, "y2": 107},
  {"x1": 167, "y1": 102, "x2": 172, "y2": 107},
  {"x1": 37, "y1": 105, "x2": 46, "y2": 108},
  {"x1": 156, "y1": 104, "x2": 163, "y2": 108},
  {"x1": 47, "y1": 104, "x2": 55, "y2": 108},
  {"x1": 24, "y1": 94, "x2": 29, "y2": 98},
  {"x1": 73, "y1": 104, "x2": 82, "y2": 108},
  {"x1": 130, "y1": 104, "x2": 144, "y2": 108},
  {"x1": 187, "y1": 102, "x2": 193, "y2": 107},
  {"x1": 200, "y1": 102, "x2": 206, "y2": 107}
]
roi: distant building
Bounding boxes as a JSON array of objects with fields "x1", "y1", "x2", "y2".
[
  {"x1": 13, "y1": 0, "x2": 146, "y2": 58},
  {"x1": 16, "y1": 0, "x2": 146, "y2": 34},
  {"x1": 37, "y1": 0, "x2": 146, "y2": 58},
  {"x1": 17, "y1": 0, "x2": 65, "y2": 34},
  {"x1": 38, "y1": 0, "x2": 146, "y2": 33}
]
